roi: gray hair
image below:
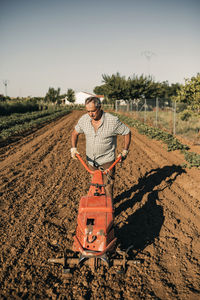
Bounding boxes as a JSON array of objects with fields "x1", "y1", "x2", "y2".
[{"x1": 85, "y1": 96, "x2": 101, "y2": 108}]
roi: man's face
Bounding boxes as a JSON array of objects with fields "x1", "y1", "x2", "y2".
[{"x1": 86, "y1": 102, "x2": 101, "y2": 120}]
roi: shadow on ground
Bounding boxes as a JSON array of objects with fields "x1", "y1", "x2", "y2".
[{"x1": 114, "y1": 164, "x2": 186, "y2": 251}]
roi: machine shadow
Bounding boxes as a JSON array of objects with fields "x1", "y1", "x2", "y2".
[{"x1": 114, "y1": 164, "x2": 186, "y2": 251}]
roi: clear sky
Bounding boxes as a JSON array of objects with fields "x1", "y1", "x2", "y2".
[{"x1": 0, "y1": 0, "x2": 200, "y2": 97}]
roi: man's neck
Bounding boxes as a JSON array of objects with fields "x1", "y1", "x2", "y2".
[{"x1": 92, "y1": 110, "x2": 103, "y2": 122}]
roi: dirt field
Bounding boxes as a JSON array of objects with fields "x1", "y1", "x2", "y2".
[{"x1": 0, "y1": 110, "x2": 200, "y2": 300}]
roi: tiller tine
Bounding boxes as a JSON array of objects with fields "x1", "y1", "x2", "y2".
[
  {"x1": 48, "y1": 257, "x2": 65, "y2": 265},
  {"x1": 48, "y1": 253, "x2": 110, "y2": 276},
  {"x1": 78, "y1": 254, "x2": 109, "y2": 272},
  {"x1": 111, "y1": 245, "x2": 140, "y2": 272},
  {"x1": 48, "y1": 255, "x2": 80, "y2": 279},
  {"x1": 48, "y1": 245, "x2": 137, "y2": 276}
]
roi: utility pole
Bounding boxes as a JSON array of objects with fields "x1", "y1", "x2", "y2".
[
  {"x1": 3, "y1": 80, "x2": 9, "y2": 96},
  {"x1": 141, "y1": 51, "x2": 156, "y2": 77}
]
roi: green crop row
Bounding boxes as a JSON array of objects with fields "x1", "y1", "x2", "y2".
[
  {"x1": 0, "y1": 108, "x2": 71, "y2": 142},
  {"x1": 0, "y1": 110, "x2": 60, "y2": 131},
  {"x1": 182, "y1": 151, "x2": 200, "y2": 169},
  {"x1": 114, "y1": 113, "x2": 200, "y2": 168}
]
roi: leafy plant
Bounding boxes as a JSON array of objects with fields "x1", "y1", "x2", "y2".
[
  {"x1": 173, "y1": 73, "x2": 200, "y2": 114},
  {"x1": 179, "y1": 110, "x2": 192, "y2": 121},
  {"x1": 182, "y1": 150, "x2": 200, "y2": 169}
]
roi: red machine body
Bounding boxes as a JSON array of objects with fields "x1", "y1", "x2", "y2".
[
  {"x1": 48, "y1": 154, "x2": 135, "y2": 274},
  {"x1": 73, "y1": 154, "x2": 121, "y2": 258}
]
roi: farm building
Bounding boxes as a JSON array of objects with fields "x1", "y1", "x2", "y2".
[{"x1": 65, "y1": 91, "x2": 104, "y2": 105}]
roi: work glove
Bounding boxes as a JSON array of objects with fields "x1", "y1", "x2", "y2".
[
  {"x1": 118, "y1": 149, "x2": 129, "y2": 161},
  {"x1": 70, "y1": 147, "x2": 79, "y2": 159}
]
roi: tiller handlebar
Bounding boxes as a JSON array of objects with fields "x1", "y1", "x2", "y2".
[
  {"x1": 75, "y1": 153, "x2": 122, "y2": 197},
  {"x1": 75, "y1": 153, "x2": 122, "y2": 174}
]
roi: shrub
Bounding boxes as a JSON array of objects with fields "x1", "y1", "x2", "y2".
[
  {"x1": 179, "y1": 110, "x2": 192, "y2": 121},
  {"x1": 0, "y1": 100, "x2": 40, "y2": 116}
]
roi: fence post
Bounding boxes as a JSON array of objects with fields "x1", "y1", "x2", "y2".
[
  {"x1": 156, "y1": 97, "x2": 158, "y2": 127},
  {"x1": 144, "y1": 98, "x2": 147, "y2": 122},
  {"x1": 127, "y1": 101, "x2": 129, "y2": 112},
  {"x1": 130, "y1": 100, "x2": 132, "y2": 112},
  {"x1": 173, "y1": 101, "x2": 176, "y2": 135}
]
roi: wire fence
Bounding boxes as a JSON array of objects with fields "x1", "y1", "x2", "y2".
[
  {"x1": 115, "y1": 98, "x2": 176, "y2": 134},
  {"x1": 103, "y1": 99, "x2": 200, "y2": 143}
]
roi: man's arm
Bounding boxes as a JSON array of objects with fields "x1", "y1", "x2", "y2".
[
  {"x1": 71, "y1": 129, "x2": 79, "y2": 148},
  {"x1": 71, "y1": 129, "x2": 80, "y2": 159},
  {"x1": 119, "y1": 131, "x2": 131, "y2": 160},
  {"x1": 124, "y1": 131, "x2": 131, "y2": 150}
]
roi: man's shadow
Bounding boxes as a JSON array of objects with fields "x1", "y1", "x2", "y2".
[{"x1": 114, "y1": 164, "x2": 186, "y2": 251}]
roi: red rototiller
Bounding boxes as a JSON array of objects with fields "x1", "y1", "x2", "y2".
[{"x1": 49, "y1": 153, "x2": 134, "y2": 277}]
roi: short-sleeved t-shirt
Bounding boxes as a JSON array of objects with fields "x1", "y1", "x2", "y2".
[{"x1": 75, "y1": 111, "x2": 130, "y2": 166}]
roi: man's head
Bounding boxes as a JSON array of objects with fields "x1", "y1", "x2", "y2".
[{"x1": 85, "y1": 96, "x2": 102, "y2": 120}]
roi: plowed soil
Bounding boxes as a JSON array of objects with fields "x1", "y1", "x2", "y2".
[{"x1": 0, "y1": 110, "x2": 200, "y2": 300}]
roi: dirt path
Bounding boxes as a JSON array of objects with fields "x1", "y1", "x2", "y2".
[{"x1": 0, "y1": 110, "x2": 200, "y2": 300}]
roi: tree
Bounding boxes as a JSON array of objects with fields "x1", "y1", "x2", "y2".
[
  {"x1": 0, "y1": 94, "x2": 11, "y2": 102},
  {"x1": 93, "y1": 84, "x2": 108, "y2": 97},
  {"x1": 44, "y1": 87, "x2": 61, "y2": 104},
  {"x1": 102, "y1": 73, "x2": 130, "y2": 102},
  {"x1": 127, "y1": 74, "x2": 160, "y2": 99},
  {"x1": 156, "y1": 81, "x2": 181, "y2": 99},
  {"x1": 44, "y1": 87, "x2": 67, "y2": 105},
  {"x1": 94, "y1": 73, "x2": 159, "y2": 103},
  {"x1": 0, "y1": 94, "x2": 7, "y2": 102},
  {"x1": 173, "y1": 73, "x2": 200, "y2": 113},
  {"x1": 66, "y1": 89, "x2": 75, "y2": 103},
  {"x1": 94, "y1": 73, "x2": 131, "y2": 104}
]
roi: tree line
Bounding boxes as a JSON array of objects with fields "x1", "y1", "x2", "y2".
[
  {"x1": 0, "y1": 88, "x2": 76, "y2": 104},
  {"x1": 93, "y1": 72, "x2": 200, "y2": 118},
  {"x1": 1, "y1": 73, "x2": 199, "y2": 117},
  {"x1": 93, "y1": 73, "x2": 181, "y2": 103},
  {"x1": 43, "y1": 87, "x2": 75, "y2": 104}
]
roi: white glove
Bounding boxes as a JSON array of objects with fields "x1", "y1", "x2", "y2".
[
  {"x1": 70, "y1": 147, "x2": 79, "y2": 159},
  {"x1": 118, "y1": 149, "x2": 129, "y2": 161}
]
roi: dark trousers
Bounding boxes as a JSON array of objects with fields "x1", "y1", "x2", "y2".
[{"x1": 88, "y1": 161, "x2": 115, "y2": 200}]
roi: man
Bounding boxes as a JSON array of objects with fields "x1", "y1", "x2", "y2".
[{"x1": 71, "y1": 96, "x2": 131, "y2": 200}]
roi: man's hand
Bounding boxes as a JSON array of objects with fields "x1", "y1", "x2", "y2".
[
  {"x1": 118, "y1": 149, "x2": 129, "y2": 161},
  {"x1": 70, "y1": 147, "x2": 79, "y2": 159}
]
